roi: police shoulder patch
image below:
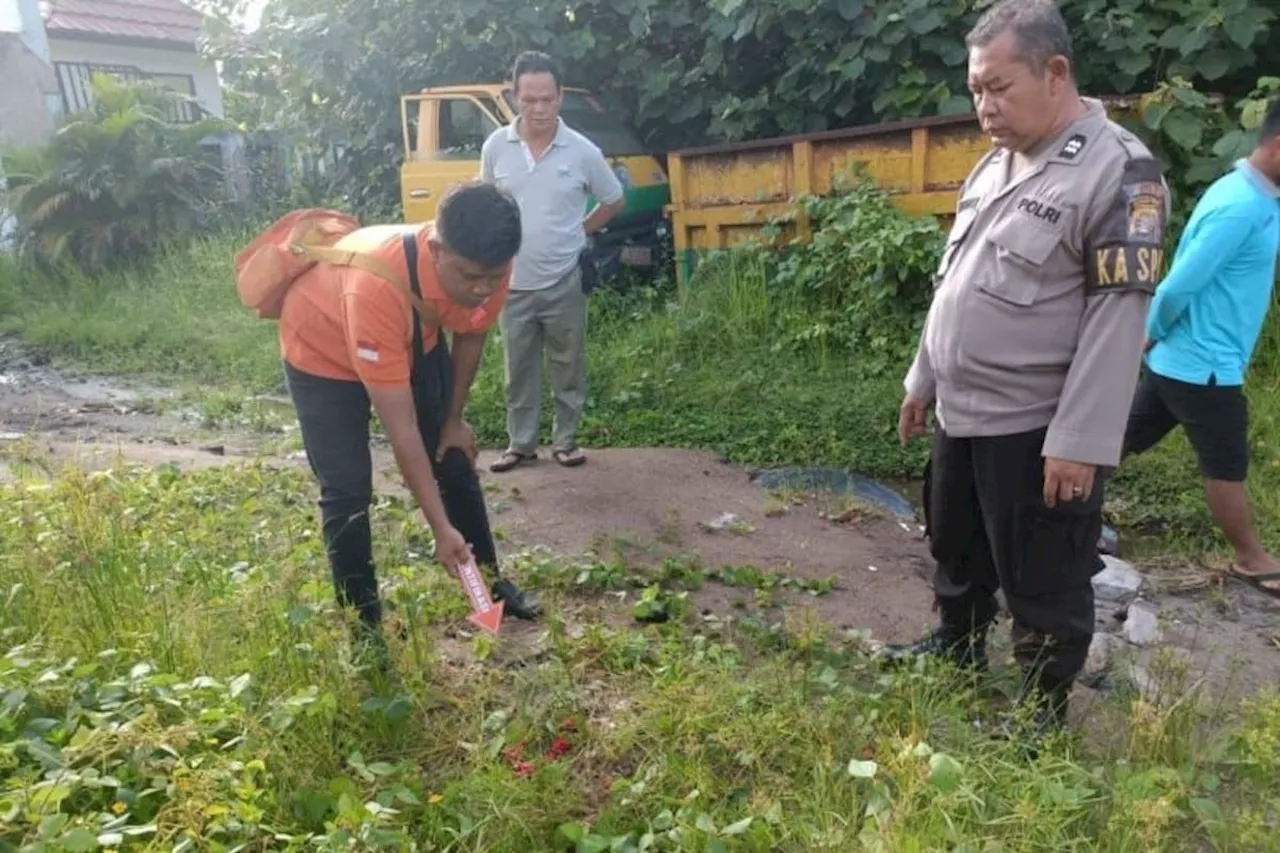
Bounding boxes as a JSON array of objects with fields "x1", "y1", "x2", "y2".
[
  {"x1": 1119, "y1": 157, "x2": 1168, "y2": 247},
  {"x1": 1085, "y1": 156, "x2": 1170, "y2": 296},
  {"x1": 1124, "y1": 181, "x2": 1165, "y2": 244}
]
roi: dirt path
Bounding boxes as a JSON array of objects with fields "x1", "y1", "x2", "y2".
[{"x1": 2, "y1": 341, "x2": 1277, "y2": 712}]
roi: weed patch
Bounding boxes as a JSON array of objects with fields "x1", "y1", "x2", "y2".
[
  {"x1": 2, "y1": 464, "x2": 1279, "y2": 850},
  {"x1": 3, "y1": 177, "x2": 1280, "y2": 561}
]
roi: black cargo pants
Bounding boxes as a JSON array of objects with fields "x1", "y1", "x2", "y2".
[
  {"x1": 922, "y1": 426, "x2": 1105, "y2": 688},
  {"x1": 283, "y1": 335, "x2": 499, "y2": 630}
]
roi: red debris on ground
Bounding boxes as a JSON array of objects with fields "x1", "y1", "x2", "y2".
[{"x1": 502, "y1": 719, "x2": 582, "y2": 778}]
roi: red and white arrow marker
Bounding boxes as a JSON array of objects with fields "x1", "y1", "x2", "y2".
[{"x1": 456, "y1": 557, "x2": 504, "y2": 635}]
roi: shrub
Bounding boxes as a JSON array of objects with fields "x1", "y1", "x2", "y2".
[
  {"x1": 1, "y1": 75, "x2": 231, "y2": 274},
  {"x1": 687, "y1": 170, "x2": 947, "y2": 377}
]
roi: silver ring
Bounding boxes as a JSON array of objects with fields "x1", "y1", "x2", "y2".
[{"x1": 1072, "y1": 486, "x2": 1084, "y2": 496}]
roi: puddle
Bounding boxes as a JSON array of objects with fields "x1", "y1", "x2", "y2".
[
  {"x1": 0, "y1": 338, "x2": 172, "y2": 407},
  {"x1": 750, "y1": 467, "x2": 918, "y2": 519},
  {"x1": 750, "y1": 465, "x2": 1121, "y2": 553}
]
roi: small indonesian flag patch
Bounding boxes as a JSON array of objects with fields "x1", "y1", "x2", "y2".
[{"x1": 355, "y1": 340, "x2": 381, "y2": 362}]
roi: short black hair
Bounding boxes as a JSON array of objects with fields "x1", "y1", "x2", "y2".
[
  {"x1": 966, "y1": 0, "x2": 1074, "y2": 75},
  {"x1": 512, "y1": 50, "x2": 560, "y2": 93},
  {"x1": 1262, "y1": 97, "x2": 1280, "y2": 141},
  {"x1": 436, "y1": 182, "x2": 522, "y2": 267}
]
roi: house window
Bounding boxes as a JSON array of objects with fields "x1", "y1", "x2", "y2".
[
  {"x1": 53, "y1": 62, "x2": 204, "y2": 124},
  {"x1": 150, "y1": 73, "x2": 196, "y2": 94}
]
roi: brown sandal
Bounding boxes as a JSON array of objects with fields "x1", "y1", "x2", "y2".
[
  {"x1": 553, "y1": 447, "x2": 586, "y2": 467},
  {"x1": 489, "y1": 450, "x2": 537, "y2": 473}
]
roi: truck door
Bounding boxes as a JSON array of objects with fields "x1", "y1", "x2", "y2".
[{"x1": 400, "y1": 92, "x2": 506, "y2": 222}]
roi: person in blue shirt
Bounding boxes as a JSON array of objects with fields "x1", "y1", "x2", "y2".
[{"x1": 1122, "y1": 97, "x2": 1280, "y2": 597}]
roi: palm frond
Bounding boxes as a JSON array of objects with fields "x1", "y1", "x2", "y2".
[{"x1": 13, "y1": 77, "x2": 231, "y2": 273}]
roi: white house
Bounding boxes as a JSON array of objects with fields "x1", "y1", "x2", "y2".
[
  {"x1": 1, "y1": 0, "x2": 225, "y2": 145},
  {"x1": 0, "y1": 0, "x2": 246, "y2": 221},
  {"x1": 43, "y1": 0, "x2": 224, "y2": 124}
]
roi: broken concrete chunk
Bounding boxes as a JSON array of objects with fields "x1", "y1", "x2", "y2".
[
  {"x1": 1123, "y1": 603, "x2": 1162, "y2": 647},
  {"x1": 1084, "y1": 632, "x2": 1120, "y2": 680},
  {"x1": 1098, "y1": 524, "x2": 1120, "y2": 555},
  {"x1": 699, "y1": 512, "x2": 754, "y2": 535},
  {"x1": 1093, "y1": 556, "x2": 1144, "y2": 603}
]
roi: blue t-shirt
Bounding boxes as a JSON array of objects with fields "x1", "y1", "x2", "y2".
[{"x1": 1145, "y1": 158, "x2": 1280, "y2": 387}]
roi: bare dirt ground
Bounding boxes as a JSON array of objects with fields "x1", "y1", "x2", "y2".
[{"x1": 2, "y1": 339, "x2": 1277, "y2": 716}]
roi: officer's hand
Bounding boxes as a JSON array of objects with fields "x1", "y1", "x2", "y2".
[
  {"x1": 438, "y1": 418, "x2": 478, "y2": 469},
  {"x1": 1043, "y1": 458, "x2": 1096, "y2": 508},
  {"x1": 433, "y1": 524, "x2": 471, "y2": 578},
  {"x1": 898, "y1": 395, "x2": 931, "y2": 447}
]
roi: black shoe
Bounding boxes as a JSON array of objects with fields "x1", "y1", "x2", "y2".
[
  {"x1": 350, "y1": 623, "x2": 392, "y2": 673},
  {"x1": 878, "y1": 626, "x2": 990, "y2": 672},
  {"x1": 992, "y1": 678, "x2": 1070, "y2": 757},
  {"x1": 492, "y1": 578, "x2": 541, "y2": 621}
]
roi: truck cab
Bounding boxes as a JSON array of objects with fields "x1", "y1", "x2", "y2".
[{"x1": 399, "y1": 84, "x2": 671, "y2": 279}]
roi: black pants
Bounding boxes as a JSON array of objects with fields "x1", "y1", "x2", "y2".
[
  {"x1": 1122, "y1": 369, "x2": 1249, "y2": 482},
  {"x1": 284, "y1": 340, "x2": 498, "y2": 629},
  {"x1": 922, "y1": 427, "x2": 1105, "y2": 686}
]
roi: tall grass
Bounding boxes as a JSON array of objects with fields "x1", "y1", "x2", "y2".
[
  {"x1": 1, "y1": 460, "x2": 1278, "y2": 850},
  {"x1": 2, "y1": 230, "x2": 1280, "y2": 557},
  {"x1": 0, "y1": 233, "x2": 280, "y2": 391}
]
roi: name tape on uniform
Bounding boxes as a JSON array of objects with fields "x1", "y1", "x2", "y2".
[
  {"x1": 1091, "y1": 246, "x2": 1166, "y2": 288},
  {"x1": 1016, "y1": 196, "x2": 1064, "y2": 226}
]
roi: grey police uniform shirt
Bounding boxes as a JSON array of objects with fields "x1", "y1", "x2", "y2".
[
  {"x1": 904, "y1": 97, "x2": 1170, "y2": 468},
  {"x1": 480, "y1": 117, "x2": 624, "y2": 291}
]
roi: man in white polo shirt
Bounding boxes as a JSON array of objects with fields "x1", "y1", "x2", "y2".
[{"x1": 481, "y1": 51, "x2": 625, "y2": 472}]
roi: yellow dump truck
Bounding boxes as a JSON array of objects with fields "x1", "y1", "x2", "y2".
[
  {"x1": 398, "y1": 84, "x2": 672, "y2": 277},
  {"x1": 665, "y1": 96, "x2": 1143, "y2": 282}
]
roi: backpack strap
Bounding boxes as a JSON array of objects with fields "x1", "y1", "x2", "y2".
[
  {"x1": 402, "y1": 232, "x2": 426, "y2": 355},
  {"x1": 296, "y1": 242, "x2": 440, "y2": 327}
]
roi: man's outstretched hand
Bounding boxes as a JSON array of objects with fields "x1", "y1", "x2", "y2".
[
  {"x1": 433, "y1": 524, "x2": 470, "y2": 578},
  {"x1": 898, "y1": 395, "x2": 931, "y2": 447}
]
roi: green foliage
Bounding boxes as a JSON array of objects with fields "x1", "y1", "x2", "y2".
[
  {"x1": 0, "y1": 76, "x2": 231, "y2": 274},
  {"x1": 2, "y1": 462, "x2": 1280, "y2": 850},
  {"x1": 0, "y1": 232, "x2": 280, "y2": 391},
  {"x1": 766, "y1": 170, "x2": 946, "y2": 376},
  {"x1": 1127, "y1": 75, "x2": 1280, "y2": 225},
  {"x1": 201, "y1": 0, "x2": 1278, "y2": 217},
  {"x1": 4, "y1": 177, "x2": 1280, "y2": 556}
]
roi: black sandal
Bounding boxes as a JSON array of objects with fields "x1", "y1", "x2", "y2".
[
  {"x1": 1226, "y1": 564, "x2": 1280, "y2": 599},
  {"x1": 489, "y1": 450, "x2": 536, "y2": 473}
]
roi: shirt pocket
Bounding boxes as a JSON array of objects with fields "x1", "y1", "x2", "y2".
[
  {"x1": 978, "y1": 214, "x2": 1065, "y2": 306},
  {"x1": 936, "y1": 205, "x2": 980, "y2": 283}
]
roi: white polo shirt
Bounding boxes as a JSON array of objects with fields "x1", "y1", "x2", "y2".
[{"x1": 480, "y1": 117, "x2": 624, "y2": 291}]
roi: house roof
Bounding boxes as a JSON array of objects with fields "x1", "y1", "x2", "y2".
[{"x1": 42, "y1": 0, "x2": 205, "y2": 46}]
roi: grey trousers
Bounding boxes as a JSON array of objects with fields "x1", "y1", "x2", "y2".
[{"x1": 498, "y1": 265, "x2": 587, "y2": 454}]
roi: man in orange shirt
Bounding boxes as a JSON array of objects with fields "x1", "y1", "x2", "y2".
[{"x1": 279, "y1": 183, "x2": 541, "y2": 662}]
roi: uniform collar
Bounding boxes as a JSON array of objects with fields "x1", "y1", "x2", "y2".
[
  {"x1": 1236, "y1": 158, "x2": 1280, "y2": 200},
  {"x1": 506, "y1": 116, "x2": 567, "y2": 148},
  {"x1": 984, "y1": 97, "x2": 1107, "y2": 172}
]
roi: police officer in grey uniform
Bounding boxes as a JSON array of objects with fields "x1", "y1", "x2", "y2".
[{"x1": 884, "y1": 0, "x2": 1170, "y2": 736}]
